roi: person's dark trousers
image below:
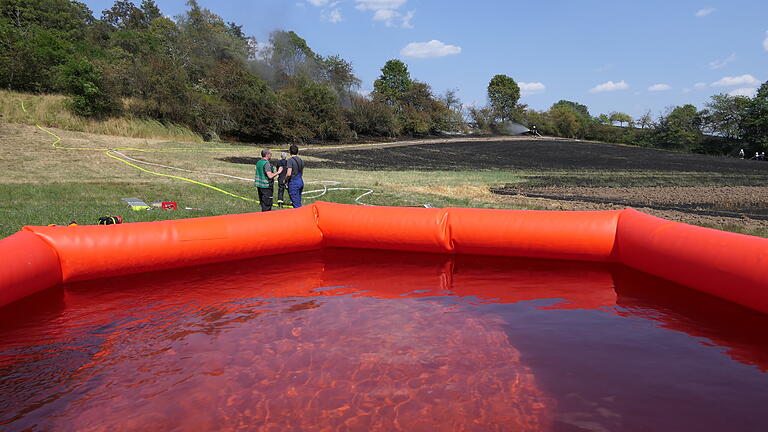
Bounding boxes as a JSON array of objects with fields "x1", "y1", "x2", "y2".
[
  {"x1": 277, "y1": 180, "x2": 287, "y2": 205},
  {"x1": 257, "y1": 187, "x2": 273, "y2": 212}
]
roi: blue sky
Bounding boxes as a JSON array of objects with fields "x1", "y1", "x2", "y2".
[{"x1": 82, "y1": 0, "x2": 768, "y2": 118}]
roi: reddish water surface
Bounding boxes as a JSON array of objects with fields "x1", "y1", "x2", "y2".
[{"x1": 1, "y1": 249, "x2": 767, "y2": 431}]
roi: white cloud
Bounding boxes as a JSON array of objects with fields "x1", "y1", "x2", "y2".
[
  {"x1": 326, "y1": 8, "x2": 342, "y2": 23},
  {"x1": 373, "y1": 8, "x2": 397, "y2": 22},
  {"x1": 355, "y1": 0, "x2": 412, "y2": 27},
  {"x1": 695, "y1": 8, "x2": 716, "y2": 17},
  {"x1": 371, "y1": 8, "x2": 413, "y2": 27},
  {"x1": 590, "y1": 80, "x2": 629, "y2": 93},
  {"x1": 684, "y1": 82, "x2": 709, "y2": 93},
  {"x1": 401, "y1": 10, "x2": 415, "y2": 29},
  {"x1": 309, "y1": 0, "x2": 343, "y2": 24},
  {"x1": 728, "y1": 87, "x2": 758, "y2": 97},
  {"x1": 764, "y1": 31, "x2": 768, "y2": 52},
  {"x1": 708, "y1": 53, "x2": 737, "y2": 70},
  {"x1": 519, "y1": 82, "x2": 546, "y2": 95},
  {"x1": 711, "y1": 74, "x2": 760, "y2": 87},
  {"x1": 400, "y1": 40, "x2": 461, "y2": 59},
  {"x1": 355, "y1": 0, "x2": 406, "y2": 11},
  {"x1": 648, "y1": 84, "x2": 672, "y2": 92}
]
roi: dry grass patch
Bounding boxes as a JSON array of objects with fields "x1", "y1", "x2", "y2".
[
  {"x1": 0, "y1": 90, "x2": 202, "y2": 142},
  {"x1": 0, "y1": 123, "x2": 258, "y2": 185},
  {"x1": 399, "y1": 185, "x2": 499, "y2": 203}
]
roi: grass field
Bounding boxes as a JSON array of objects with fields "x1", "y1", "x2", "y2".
[
  {"x1": 2, "y1": 117, "x2": 767, "y2": 239},
  {"x1": 0, "y1": 122, "x2": 525, "y2": 238}
]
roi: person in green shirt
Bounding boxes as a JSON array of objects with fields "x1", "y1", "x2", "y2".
[{"x1": 254, "y1": 149, "x2": 282, "y2": 212}]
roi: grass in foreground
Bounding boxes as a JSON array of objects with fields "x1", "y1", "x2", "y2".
[
  {"x1": 0, "y1": 181, "x2": 525, "y2": 238},
  {"x1": 3, "y1": 180, "x2": 766, "y2": 239}
]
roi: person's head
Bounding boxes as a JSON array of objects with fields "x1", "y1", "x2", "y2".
[
  {"x1": 289, "y1": 144, "x2": 299, "y2": 155},
  {"x1": 261, "y1": 149, "x2": 271, "y2": 159},
  {"x1": 280, "y1": 152, "x2": 287, "y2": 160}
]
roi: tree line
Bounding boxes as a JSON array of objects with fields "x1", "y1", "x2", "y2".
[
  {"x1": 473, "y1": 75, "x2": 768, "y2": 156},
  {"x1": 1, "y1": 0, "x2": 766, "y2": 153},
  {"x1": 0, "y1": 0, "x2": 460, "y2": 142}
]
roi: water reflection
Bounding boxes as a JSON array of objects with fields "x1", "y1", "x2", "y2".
[{"x1": 0, "y1": 248, "x2": 766, "y2": 431}]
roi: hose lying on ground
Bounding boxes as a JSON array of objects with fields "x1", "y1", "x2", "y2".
[
  {"x1": 21, "y1": 101, "x2": 376, "y2": 205},
  {"x1": 111, "y1": 151, "x2": 374, "y2": 205}
]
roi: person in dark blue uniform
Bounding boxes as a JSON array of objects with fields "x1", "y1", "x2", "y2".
[{"x1": 285, "y1": 145, "x2": 305, "y2": 208}]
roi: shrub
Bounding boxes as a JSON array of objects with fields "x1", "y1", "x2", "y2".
[
  {"x1": 277, "y1": 80, "x2": 352, "y2": 142},
  {"x1": 346, "y1": 96, "x2": 399, "y2": 137},
  {"x1": 58, "y1": 59, "x2": 121, "y2": 118}
]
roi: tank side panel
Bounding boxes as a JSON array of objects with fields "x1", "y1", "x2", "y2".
[
  {"x1": 23, "y1": 205, "x2": 323, "y2": 282},
  {"x1": 0, "y1": 231, "x2": 63, "y2": 308},
  {"x1": 616, "y1": 209, "x2": 768, "y2": 314},
  {"x1": 313, "y1": 202, "x2": 453, "y2": 253},
  {"x1": 449, "y1": 208, "x2": 622, "y2": 262}
]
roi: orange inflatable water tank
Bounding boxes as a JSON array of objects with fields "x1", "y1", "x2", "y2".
[
  {"x1": 0, "y1": 231, "x2": 62, "y2": 307},
  {"x1": 616, "y1": 209, "x2": 768, "y2": 313},
  {"x1": 0, "y1": 202, "x2": 766, "y2": 314}
]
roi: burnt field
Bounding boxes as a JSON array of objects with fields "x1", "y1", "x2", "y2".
[
  {"x1": 304, "y1": 138, "x2": 767, "y2": 179},
  {"x1": 303, "y1": 138, "x2": 768, "y2": 227}
]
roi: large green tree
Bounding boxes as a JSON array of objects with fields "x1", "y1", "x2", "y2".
[
  {"x1": 1, "y1": 0, "x2": 93, "y2": 39},
  {"x1": 487, "y1": 74, "x2": 520, "y2": 121},
  {"x1": 175, "y1": 0, "x2": 250, "y2": 82},
  {"x1": 0, "y1": 0, "x2": 93, "y2": 91},
  {"x1": 373, "y1": 59, "x2": 413, "y2": 106},
  {"x1": 323, "y1": 54, "x2": 360, "y2": 105},
  {"x1": 703, "y1": 93, "x2": 751, "y2": 140},
  {"x1": 741, "y1": 81, "x2": 768, "y2": 151},
  {"x1": 654, "y1": 104, "x2": 704, "y2": 150},
  {"x1": 550, "y1": 100, "x2": 590, "y2": 119},
  {"x1": 268, "y1": 30, "x2": 322, "y2": 82},
  {"x1": 101, "y1": 0, "x2": 147, "y2": 30}
]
